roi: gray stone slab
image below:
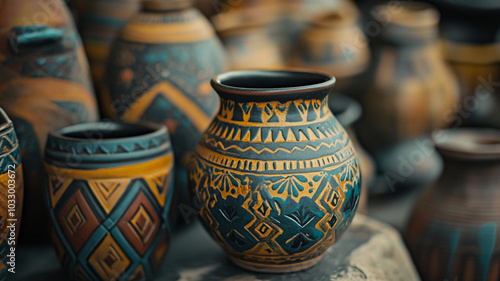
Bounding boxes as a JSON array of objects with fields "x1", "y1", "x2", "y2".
[{"x1": 12, "y1": 215, "x2": 419, "y2": 281}]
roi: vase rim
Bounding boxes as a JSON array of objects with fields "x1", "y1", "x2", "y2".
[
  {"x1": 432, "y1": 129, "x2": 500, "y2": 160},
  {"x1": 49, "y1": 121, "x2": 167, "y2": 144},
  {"x1": 211, "y1": 69, "x2": 336, "y2": 97}
]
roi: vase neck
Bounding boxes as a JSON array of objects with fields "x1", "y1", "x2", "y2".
[{"x1": 217, "y1": 96, "x2": 331, "y2": 126}]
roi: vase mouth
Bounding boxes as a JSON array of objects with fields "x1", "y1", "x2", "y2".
[
  {"x1": 45, "y1": 121, "x2": 171, "y2": 168},
  {"x1": 433, "y1": 129, "x2": 500, "y2": 160},
  {"x1": 50, "y1": 121, "x2": 165, "y2": 143},
  {"x1": 211, "y1": 69, "x2": 336, "y2": 96}
]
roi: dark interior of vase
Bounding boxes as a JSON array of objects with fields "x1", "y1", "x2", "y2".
[
  {"x1": 62, "y1": 123, "x2": 155, "y2": 140},
  {"x1": 219, "y1": 71, "x2": 330, "y2": 89}
]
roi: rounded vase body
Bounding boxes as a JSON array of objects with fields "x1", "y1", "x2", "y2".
[
  {"x1": 329, "y1": 94, "x2": 374, "y2": 214},
  {"x1": 0, "y1": 108, "x2": 23, "y2": 280},
  {"x1": 44, "y1": 122, "x2": 174, "y2": 281},
  {"x1": 104, "y1": 2, "x2": 227, "y2": 225},
  {"x1": 406, "y1": 129, "x2": 500, "y2": 281},
  {"x1": 0, "y1": 23, "x2": 99, "y2": 243},
  {"x1": 190, "y1": 70, "x2": 362, "y2": 273}
]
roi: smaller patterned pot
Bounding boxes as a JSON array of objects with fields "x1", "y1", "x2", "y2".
[
  {"x1": 0, "y1": 108, "x2": 23, "y2": 281},
  {"x1": 44, "y1": 121, "x2": 174, "y2": 281}
]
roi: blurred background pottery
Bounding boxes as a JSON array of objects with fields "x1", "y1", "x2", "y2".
[
  {"x1": 103, "y1": 0, "x2": 227, "y2": 227},
  {"x1": 44, "y1": 121, "x2": 174, "y2": 281},
  {"x1": 406, "y1": 128, "x2": 500, "y2": 281},
  {"x1": 356, "y1": 2, "x2": 459, "y2": 192},
  {"x1": 290, "y1": 1, "x2": 370, "y2": 98},
  {"x1": 329, "y1": 94, "x2": 374, "y2": 214},
  {"x1": 280, "y1": 0, "x2": 345, "y2": 61},
  {"x1": 426, "y1": 0, "x2": 500, "y2": 129},
  {"x1": 0, "y1": 108, "x2": 23, "y2": 280},
  {"x1": 215, "y1": 16, "x2": 284, "y2": 70},
  {"x1": 190, "y1": 70, "x2": 361, "y2": 273},
  {"x1": 0, "y1": 24, "x2": 99, "y2": 244},
  {"x1": 79, "y1": 0, "x2": 141, "y2": 101}
]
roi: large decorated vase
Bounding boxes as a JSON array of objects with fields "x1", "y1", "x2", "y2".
[{"x1": 189, "y1": 70, "x2": 362, "y2": 273}]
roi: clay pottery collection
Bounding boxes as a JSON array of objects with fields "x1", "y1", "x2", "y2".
[
  {"x1": 329, "y1": 94, "x2": 374, "y2": 214},
  {"x1": 189, "y1": 70, "x2": 361, "y2": 273},
  {"x1": 356, "y1": 2, "x2": 459, "y2": 191},
  {"x1": 44, "y1": 121, "x2": 174, "y2": 281},
  {"x1": 80, "y1": 0, "x2": 141, "y2": 96},
  {"x1": 406, "y1": 129, "x2": 500, "y2": 281},
  {"x1": 103, "y1": 0, "x2": 227, "y2": 225},
  {"x1": 0, "y1": 23, "x2": 99, "y2": 243},
  {"x1": 290, "y1": 1, "x2": 370, "y2": 97},
  {"x1": 0, "y1": 108, "x2": 23, "y2": 280}
]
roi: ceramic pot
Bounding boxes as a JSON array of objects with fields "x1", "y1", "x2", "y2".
[
  {"x1": 0, "y1": 108, "x2": 23, "y2": 280},
  {"x1": 356, "y1": 2, "x2": 459, "y2": 191},
  {"x1": 290, "y1": 1, "x2": 370, "y2": 97},
  {"x1": 406, "y1": 129, "x2": 500, "y2": 281},
  {"x1": 189, "y1": 70, "x2": 362, "y2": 273},
  {"x1": 80, "y1": 0, "x2": 141, "y2": 98},
  {"x1": 216, "y1": 20, "x2": 284, "y2": 70},
  {"x1": 104, "y1": 0, "x2": 227, "y2": 226},
  {"x1": 211, "y1": 1, "x2": 282, "y2": 56},
  {"x1": 0, "y1": 0, "x2": 95, "y2": 93},
  {"x1": 44, "y1": 121, "x2": 174, "y2": 281},
  {"x1": 428, "y1": 1, "x2": 500, "y2": 129},
  {"x1": 280, "y1": 0, "x2": 345, "y2": 60},
  {"x1": 0, "y1": 24, "x2": 99, "y2": 243},
  {"x1": 329, "y1": 94, "x2": 374, "y2": 214}
]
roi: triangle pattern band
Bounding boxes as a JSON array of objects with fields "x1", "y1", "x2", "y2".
[{"x1": 88, "y1": 179, "x2": 131, "y2": 214}]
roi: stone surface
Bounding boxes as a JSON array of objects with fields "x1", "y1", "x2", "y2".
[{"x1": 13, "y1": 214, "x2": 419, "y2": 281}]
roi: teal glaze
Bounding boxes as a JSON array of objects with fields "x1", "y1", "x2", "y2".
[
  {"x1": 446, "y1": 225, "x2": 461, "y2": 278},
  {"x1": 1, "y1": 22, "x2": 98, "y2": 244},
  {"x1": 406, "y1": 128, "x2": 500, "y2": 281},
  {"x1": 479, "y1": 223, "x2": 496, "y2": 281},
  {"x1": 83, "y1": 14, "x2": 128, "y2": 28},
  {"x1": 8, "y1": 25, "x2": 63, "y2": 49},
  {"x1": 45, "y1": 121, "x2": 174, "y2": 281},
  {"x1": 0, "y1": 108, "x2": 23, "y2": 281},
  {"x1": 190, "y1": 70, "x2": 361, "y2": 273}
]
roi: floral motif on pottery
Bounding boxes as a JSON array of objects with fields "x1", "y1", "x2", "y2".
[{"x1": 190, "y1": 70, "x2": 361, "y2": 273}]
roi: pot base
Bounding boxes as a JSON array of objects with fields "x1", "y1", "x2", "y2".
[{"x1": 228, "y1": 253, "x2": 324, "y2": 273}]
